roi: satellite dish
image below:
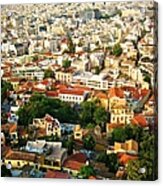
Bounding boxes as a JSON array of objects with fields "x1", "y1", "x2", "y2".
[{"x1": 6, "y1": 163, "x2": 12, "y2": 170}]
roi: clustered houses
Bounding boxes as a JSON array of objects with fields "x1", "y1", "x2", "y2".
[{"x1": 1, "y1": 1, "x2": 157, "y2": 180}]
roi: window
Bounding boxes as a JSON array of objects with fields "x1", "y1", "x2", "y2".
[{"x1": 17, "y1": 161, "x2": 20, "y2": 166}]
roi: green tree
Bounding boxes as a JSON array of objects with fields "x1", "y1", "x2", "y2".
[
  {"x1": 44, "y1": 68, "x2": 54, "y2": 79},
  {"x1": 17, "y1": 94, "x2": 79, "y2": 126},
  {"x1": 126, "y1": 132, "x2": 157, "y2": 180},
  {"x1": 65, "y1": 136, "x2": 74, "y2": 155},
  {"x1": 1, "y1": 80, "x2": 13, "y2": 102},
  {"x1": 83, "y1": 135, "x2": 96, "y2": 150},
  {"x1": 32, "y1": 55, "x2": 39, "y2": 62},
  {"x1": 1, "y1": 164, "x2": 12, "y2": 177},
  {"x1": 107, "y1": 153, "x2": 119, "y2": 173},
  {"x1": 67, "y1": 35, "x2": 75, "y2": 53},
  {"x1": 79, "y1": 165, "x2": 96, "y2": 179},
  {"x1": 143, "y1": 73, "x2": 151, "y2": 84},
  {"x1": 112, "y1": 43, "x2": 123, "y2": 56},
  {"x1": 93, "y1": 107, "x2": 108, "y2": 127},
  {"x1": 96, "y1": 152, "x2": 119, "y2": 173},
  {"x1": 62, "y1": 59, "x2": 71, "y2": 69},
  {"x1": 95, "y1": 66, "x2": 100, "y2": 74},
  {"x1": 80, "y1": 101, "x2": 97, "y2": 127},
  {"x1": 111, "y1": 127, "x2": 127, "y2": 143}
]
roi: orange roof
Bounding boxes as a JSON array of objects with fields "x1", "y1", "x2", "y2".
[
  {"x1": 107, "y1": 123, "x2": 124, "y2": 130},
  {"x1": 46, "y1": 91, "x2": 58, "y2": 97},
  {"x1": 32, "y1": 87, "x2": 45, "y2": 93},
  {"x1": 10, "y1": 77, "x2": 20, "y2": 82},
  {"x1": 89, "y1": 176, "x2": 97, "y2": 179},
  {"x1": 95, "y1": 91, "x2": 108, "y2": 99},
  {"x1": 63, "y1": 153, "x2": 87, "y2": 171},
  {"x1": 44, "y1": 170, "x2": 70, "y2": 179},
  {"x1": 5, "y1": 150, "x2": 36, "y2": 162},
  {"x1": 59, "y1": 89, "x2": 85, "y2": 96},
  {"x1": 56, "y1": 84, "x2": 68, "y2": 90},
  {"x1": 119, "y1": 153, "x2": 138, "y2": 165},
  {"x1": 108, "y1": 88, "x2": 124, "y2": 98},
  {"x1": 63, "y1": 160, "x2": 85, "y2": 171},
  {"x1": 141, "y1": 89, "x2": 150, "y2": 97},
  {"x1": 1, "y1": 123, "x2": 17, "y2": 133},
  {"x1": 132, "y1": 115, "x2": 148, "y2": 128}
]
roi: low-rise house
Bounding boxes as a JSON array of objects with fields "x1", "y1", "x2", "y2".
[
  {"x1": 44, "y1": 170, "x2": 70, "y2": 179},
  {"x1": 43, "y1": 142, "x2": 67, "y2": 170},
  {"x1": 63, "y1": 152, "x2": 87, "y2": 175},
  {"x1": 108, "y1": 87, "x2": 126, "y2": 110},
  {"x1": 33, "y1": 114, "x2": 61, "y2": 137},
  {"x1": 4, "y1": 150, "x2": 37, "y2": 168},
  {"x1": 24, "y1": 140, "x2": 67, "y2": 170},
  {"x1": 92, "y1": 91, "x2": 109, "y2": 110},
  {"x1": 1, "y1": 123, "x2": 18, "y2": 145},
  {"x1": 107, "y1": 139, "x2": 138, "y2": 155}
]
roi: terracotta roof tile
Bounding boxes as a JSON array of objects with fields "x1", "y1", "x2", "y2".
[
  {"x1": 131, "y1": 115, "x2": 148, "y2": 128},
  {"x1": 44, "y1": 170, "x2": 70, "y2": 179},
  {"x1": 119, "y1": 153, "x2": 138, "y2": 165}
]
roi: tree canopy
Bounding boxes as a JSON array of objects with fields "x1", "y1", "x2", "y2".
[
  {"x1": 83, "y1": 135, "x2": 96, "y2": 151},
  {"x1": 126, "y1": 132, "x2": 157, "y2": 180},
  {"x1": 80, "y1": 100, "x2": 108, "y2": 128},
  {"x1": 112, "y1": 43, "x2": 123, "y2": 56},
  {"x1": 79, "y1": 165, "x2": 96, "y2": 179},
  {"x1": 96, "y1": 152, "x2": 119, "y2": 173},
  {"x1": 62, "y1": 59, "x2": 71, "y2": 69},
  {"x1": 17, "y1": 93, "x2": 79, "y2": 126},
  {"x1": 44, "y1": 68, "x2": 54, "y2": 79},
  {"x1": 1, "y1": 80, "x2": 13, "y2": 103},
  {"x1": 111, "y1": 125, "x2": 143, "y2": 144}
]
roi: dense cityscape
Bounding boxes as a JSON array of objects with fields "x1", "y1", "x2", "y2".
[{"x1": 1, "y1": 1, "x2": 158, "y2": 180}]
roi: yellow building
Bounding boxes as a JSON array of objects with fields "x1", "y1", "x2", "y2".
[
  {"x1": 110, "y1": 104, "x2": 134, "y2": 124},
  {"x1": 74, "y1": 125, "x2": 83, "y2": 141},
  {"x1": 107, "y1": 139, "x2": 138, "y2": 155},
  {"x1": 4, "y1": 150, "x2": 36, "y2": 168},
  {"x1": 93, "y1": 91, "x2": 109, "y2": 110},
  {"x1": 55, "y1": 68, "x2": 74, "y2": 83}
]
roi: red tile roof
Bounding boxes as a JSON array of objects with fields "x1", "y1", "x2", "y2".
[
  {"x1": 131, "y1": 115, "x2": 148, "y2": 128},
  {"x1": 1, "y1": 123, "x2": 17, "y2": 133},
  {"x1": 63, "y1": 153, "x2": 87, "y2": 171},
  {"x1": 44, "y1": 170, "x2": 70, "y2": 179},
  {"x1": 108, "y1": 88, "x2": 124, "y2": 98},
  {"x1": 95, "y1": 91, "x2": 108, "y2": 99},
  {"x1": 59, "y1": 89, "x2": 85, "y2": 96},
  {"x1": 5, "y1": 150, "x2": 36, "y2": 162},
  {"x1": 119, "y1": 153, "x2": 138, "y2": 165},
  {"x1": 46, "y1": 91, "x2": 59, "y2": 97},
  {"x1": 107, "y1": 123, "x2": 124, "y2": 130}
]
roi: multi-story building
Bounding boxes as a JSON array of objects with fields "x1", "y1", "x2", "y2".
[{"x1": 33, "y1": 114, "x2": 61, "y2": 137}]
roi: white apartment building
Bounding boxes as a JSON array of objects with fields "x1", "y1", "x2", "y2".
[
  {"x1": 58, "y1": 89, "x2": 88, "y2": 104},
  {"x1": 12, "y1": 66, "x2": 44, "y2": 80},
  {"x1": 72, "y1": 71, "x2": 109, "y2": 90}
]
